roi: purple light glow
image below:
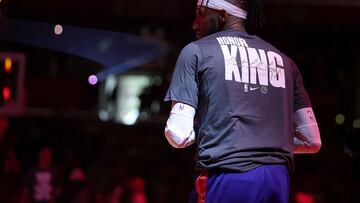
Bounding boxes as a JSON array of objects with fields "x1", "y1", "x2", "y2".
[
  {"x1": 88, "y1": 75, "x2": 98, "y2": 85},
  {"x1": 54, "y1": 24, "x2": 63, "y2": 35}
]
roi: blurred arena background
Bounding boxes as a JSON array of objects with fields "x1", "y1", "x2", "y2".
[{"x1": 1, "y1": 0, "x2": 360, "y2": 202}]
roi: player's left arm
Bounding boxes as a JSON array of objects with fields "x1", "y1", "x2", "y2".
[
  {"x1": 293, "y1": 107, "x2": 322, "y2": 154},
  {"x1": 163, "y1": 43, "x2": 200, "y2": 149},
  {"x1": 164, "y1": 101, "x2": 196, "y2": 148}
]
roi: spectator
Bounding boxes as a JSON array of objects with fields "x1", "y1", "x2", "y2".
[
  {"x1": 120, "y1": 176, "x2": 147, "y2": 203},
  {"x1": 0, "y1": 116, "x2": 22, "y2": 203},
  {"x1": 21, "y1": 147, "x2": 62, "y2": 203},
  {"x1": 128, "y1": 177, "x2": 147, "y2": 203},
  {"x1": 106, "y1": 164, "x2": 127, "y2": 203},
  {"x1": 58, "y1": 166, "x2": 96, "y2": 203}
]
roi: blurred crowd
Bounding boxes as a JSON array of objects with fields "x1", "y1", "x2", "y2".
[
  {"x1": 1, "y1": 110, "x2": 359, "y2": 203},
  {"x1": 0, "y1": 116, "x2": 148, "y2": 203}
]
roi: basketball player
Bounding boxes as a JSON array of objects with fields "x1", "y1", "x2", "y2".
[{"x1": 164, "y1": 0, "x2": 322, "y2": 202}]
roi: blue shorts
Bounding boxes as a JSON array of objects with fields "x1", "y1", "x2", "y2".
[{"x1": 189, "y1": 165, "x2": 289, "y2": 203}]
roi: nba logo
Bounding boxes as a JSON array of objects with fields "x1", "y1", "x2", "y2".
[
  {"x1": 179, "y1": 104, "x2": 184, "y2": 110},
  {"x1": 244, "y1": 84, "x2": 249, "y2": 92}
]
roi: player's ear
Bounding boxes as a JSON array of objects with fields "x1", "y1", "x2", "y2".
[
  {"x1": 219, "y1": 10, "x2": 226, "y2": 23},
  {"x1": 219, "y1": 10, "x2": 227, "y2": 28}
]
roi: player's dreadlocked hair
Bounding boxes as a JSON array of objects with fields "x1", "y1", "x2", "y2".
[
  {"x1": 245, "y1": 0, "x2": 265, "y2": 28},
  {"x1": 227, "y1": 0, "x2": 265, "y2": 29}
]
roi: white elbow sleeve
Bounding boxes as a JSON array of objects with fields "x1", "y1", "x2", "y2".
[
  {"x1": 164, "y1": 103, "x2": 196, "y2": 148},
  {"x1": 294, "y1": 107, "x2": 322, "y2": 153}
]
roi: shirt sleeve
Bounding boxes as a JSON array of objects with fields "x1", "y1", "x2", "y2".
[
  {"x1": 164, "y1": 43, "x2": 201, "y2": 109},
  {"x1": 292, "y1": 61, "x2": 311, "y2": 111}
]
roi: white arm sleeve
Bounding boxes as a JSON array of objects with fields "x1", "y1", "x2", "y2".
[
  {"x1": 293, "y1": 107, "x2": 322, "y2": 154},
  {"x1": 164, "y1": 102, "x2": 196, "y2": 148}
]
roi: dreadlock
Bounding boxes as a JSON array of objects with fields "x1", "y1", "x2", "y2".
[
  {"x1": 226, "y1": 0, "x2": 265, "y2": 29},
  {"x1": 245, "y1": 0, "x2": 265, "y2": 28}
]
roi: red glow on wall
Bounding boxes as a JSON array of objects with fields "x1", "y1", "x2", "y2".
[
  {"x1": 295, "y1": 192, "x2": 315, "y2": 203},
  {"x1": 2, "y1": 87, "x2": 10, "y2": 102}
]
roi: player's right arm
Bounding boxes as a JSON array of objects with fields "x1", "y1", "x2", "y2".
[{"x1": 291, "y1": 59, "x2": 321, "y2": 154}]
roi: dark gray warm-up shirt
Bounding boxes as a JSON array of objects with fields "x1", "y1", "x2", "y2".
[{"x1": 164, "y1": 28, "x2": 311, "y2": 172}]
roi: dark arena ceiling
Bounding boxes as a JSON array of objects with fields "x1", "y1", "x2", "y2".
[
  {"x1": 1, "y1": 0, "x2": 360, "y2": 120},
  {"x1": 3, "y1": 0, "x2": 360, "y2": 25}
]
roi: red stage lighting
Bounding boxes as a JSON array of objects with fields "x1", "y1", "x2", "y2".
[
  {"x1": 2, "y1": 86, "x2": 10, "y2": 101},
  {"x1": 0, "y1": 53, "x2": 26, "y2": 116}
]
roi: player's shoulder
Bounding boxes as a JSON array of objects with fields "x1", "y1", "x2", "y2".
[
  {"x1": 255, "y1": 35, "x2": 296, "y2": 63},
  {"x1": 179, "y1": 42, "x2": 202, "y2": 59},
  {"x1": 191, "y1": 31, "x2": 228, "y2": 47},
  {"x1": 186, "y1": 31, "x2": 230, "y2": 56},
  {"x1": 251, "y1": 35, "x2": 281, "y2": 52}
]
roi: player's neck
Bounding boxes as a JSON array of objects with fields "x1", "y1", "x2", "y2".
[{"x1": 223, "y1": 20, "x2": 246, "y2": 32}]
